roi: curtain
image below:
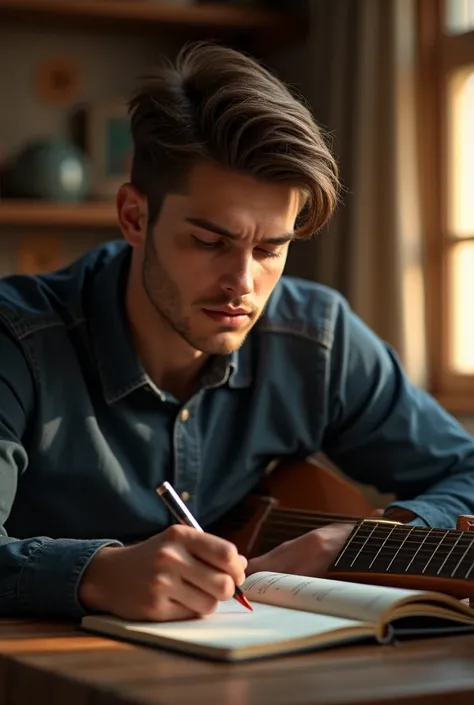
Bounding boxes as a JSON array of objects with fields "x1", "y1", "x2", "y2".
[{"x1": 271, "y1": 0, "x2": 427, "y2": 387}]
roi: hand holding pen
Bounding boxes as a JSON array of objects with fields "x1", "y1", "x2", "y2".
[
  {"x1": 157, "y1": 481, "x2": 253, "y2": 611},
  {"x1": 78, "y1": 483, "x2": 251, "y2": 622}
]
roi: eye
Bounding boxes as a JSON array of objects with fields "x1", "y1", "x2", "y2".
[
  {"x1": 192, "y1": 235, "x2": 283, "y2": 260},
  {"x1": 257, "y1": 249, "x2": 282, "y2": 259},
  {"x1": 192, "y1": 236, "x2": 223, "y2": 249}
]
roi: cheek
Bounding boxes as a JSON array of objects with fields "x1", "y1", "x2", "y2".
[
  {"x1": 255, "y1": 260, "x2": 286, "y2": 295},
  {"x1": 181, "y1": 256, "x2": 220, "y2": 299}
]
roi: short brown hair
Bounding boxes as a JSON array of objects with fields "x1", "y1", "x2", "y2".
[{"x1": 128, "y1": 42, "x2": 339, "y2": 236}]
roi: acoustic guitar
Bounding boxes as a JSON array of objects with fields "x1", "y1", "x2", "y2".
[{"x1": 211, "y1": 457, "x2": 474, "y2": 600}]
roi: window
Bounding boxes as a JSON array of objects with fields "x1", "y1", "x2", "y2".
[
  {"x1": 418, "y1": 0, "x2": 474, "y2": 410},
  {"x1": 446, "y1": 0, "x2": 474, "y2": 33}
]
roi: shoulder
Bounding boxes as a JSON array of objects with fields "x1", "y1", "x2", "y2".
[
  {"x1": 258, "y1": 276, "x2": 350, "y2": 349},
  {"x1": 0, "y1": 240, "x2": 127, "y2": 339}
]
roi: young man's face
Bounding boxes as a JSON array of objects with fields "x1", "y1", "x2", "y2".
[{"x1": 142, "y1": 162, "x2": 302, "y2": 355}]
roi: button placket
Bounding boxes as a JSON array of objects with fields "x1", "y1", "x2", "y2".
[{"x1": 172, "y1": 396, "x2": 202, "y2": 516}]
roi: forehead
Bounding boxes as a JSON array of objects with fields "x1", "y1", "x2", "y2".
[{"x1": 182, "y1": 163, "x2": 303, "y2": 226}]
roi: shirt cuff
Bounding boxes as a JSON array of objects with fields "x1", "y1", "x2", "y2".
[
  {"x1": 383, "y1": 501, "x2": 448, "y2": 528},
  {"x1": 17, "y1": 537, "x2": 123, "y2": 618}
]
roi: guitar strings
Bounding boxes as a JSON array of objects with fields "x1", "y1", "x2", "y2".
[
  {"x1": 264, "y1": 507, "x2": 470, "y2": 535},
  {"x1": 263, "y1": 514, "x2": 474, "y2": 553}
]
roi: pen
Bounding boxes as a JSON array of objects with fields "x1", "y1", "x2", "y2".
[{"x1": 157, "y1": 481, "x2": 253, "y2": 612}]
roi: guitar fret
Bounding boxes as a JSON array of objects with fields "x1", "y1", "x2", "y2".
[
  {"x1": 331, "y1": 523, "x2": 377, "y2": 568},
  {"x1": 454, "y1": 538, "x2": 474, "y2": 579},
  {"x1": 436, "y1": 533, "x2": 463, "y2": 575},
  {"x1": 421, "y1": 530, "x2": 449, "y2": 574},
  {"x1": 368, "y1": 525, "x2": 398, "y2": 570},
  {"x1": 339, "y1": 538, "x2": 471, "y2": 555},
  {"x1": 340, "y1": 527, "x2": 419, "y2": 552},
  {"x1": 317, "y1": 518, "x2": 474, "y2": 584},
  {"x1": 335, "y1": 545, "x2": 474, "y2": 566},
  {"x1": 385, "y1": 525, "x2": 415, "y2": 572},
  {"x1": 348, "y1": 524, "x2": 381, "y2": 568},
  {"x1": 396, "y1": 529, "x2": 431, "y2": 573}
]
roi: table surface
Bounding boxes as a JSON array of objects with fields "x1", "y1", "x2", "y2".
[{"x1": 2, "y1": 619, "x2": 474, "y2": 705}]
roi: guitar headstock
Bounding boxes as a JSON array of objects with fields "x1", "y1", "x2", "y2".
[
  {"x1": 458, "y1": 516, "x2": 474, "y2": 607},
  {"x1": 457, "y1": 515, "x2": 474, "y2": 532}
]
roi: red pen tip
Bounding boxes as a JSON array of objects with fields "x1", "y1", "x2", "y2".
[{"x1": 235, "y1": 592, "x2": 253, "y2": 611}]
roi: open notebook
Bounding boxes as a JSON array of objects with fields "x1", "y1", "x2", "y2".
[{"x1": 81, "y1": 571, "x2": 474, "y2": 662}]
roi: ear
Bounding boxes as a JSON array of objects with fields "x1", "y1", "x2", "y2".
[{"x1": 117, "y1": 183, "x2": 148, "y2": 248}]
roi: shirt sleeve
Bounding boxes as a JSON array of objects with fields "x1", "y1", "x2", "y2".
[
  {"x1": 322, "y1": 296, "x2": 474, "y2": 529},
  {"x1": 0, "y1": 328, "x2": 122, "y2": 619}
]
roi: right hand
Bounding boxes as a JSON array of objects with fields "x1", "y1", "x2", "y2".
[{"x1": 78, "y1": 525, "x2": 247, "y2": 622}]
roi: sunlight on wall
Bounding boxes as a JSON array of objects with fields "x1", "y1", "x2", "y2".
[
  {"x1": 446, "y1": 0, "x2": 474, "y2": 34},
  {"x1": 448, "y1": 69, "x2": 474, "y2": 373},
  {"x1": 450, "y1": 243, "x2": 474, "y2": 373},
  {"x1": 449, "y1": 71, "x2": 474, "y2": 234}
]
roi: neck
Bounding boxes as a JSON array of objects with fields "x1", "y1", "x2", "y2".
[{"x1": 125, "y1": 265, "x2": 207, "y2": 401}]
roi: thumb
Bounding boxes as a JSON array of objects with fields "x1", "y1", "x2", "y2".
[{"x1": 370, "y1": 508, "x2": 384, "y2": 517}]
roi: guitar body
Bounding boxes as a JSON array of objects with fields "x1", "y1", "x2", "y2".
[
  {"x1": 258, "y1": 456, "x2": 373, "y2": 515},
  {"x1": 210, "y1": 457, "x2": 372, "y2": 559},
  {"x1": 211, "y1": 457, "x2": 474, "y2": 600}
]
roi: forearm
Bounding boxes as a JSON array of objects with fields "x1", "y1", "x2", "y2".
[
  {"x1": 0, "y1": 332, "x2": 126, "y2": 618},
  {"x1": 323, "y1": 300, "x2": 474, "y2": 531},
  {"x1": 0, "y1": 535, "x2": 122, "y2": 618},
  {"x1": 383, "y1": 467, "x2": 474, "y2": 528}
]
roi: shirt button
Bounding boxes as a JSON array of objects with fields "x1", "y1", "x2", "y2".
[
  {"x1": 181, "y1": 491, "x2": 190, "y2": 502},
  {"x1": 180, "y1": 408, "x2": 190, "y2": 422}
]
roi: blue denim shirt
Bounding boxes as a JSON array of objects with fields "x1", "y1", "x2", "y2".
[{"x1": 1, "y1": 241, "x2": 474, "y2": 619}]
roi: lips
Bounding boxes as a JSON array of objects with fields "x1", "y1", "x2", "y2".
[
  {"x1": 205, "y1": 308, "x2": 250, "y2": 316},
  {"x1": 202, "y1": 308, "x2": 250, "y2": 328}
]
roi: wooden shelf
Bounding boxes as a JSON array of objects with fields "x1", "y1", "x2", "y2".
[
  {"x1": 0, "y1": 201, "x2": 118, "y2": 228},
  {"x1": 0, "y1": 1, "x2": 300, "y2": 44}
]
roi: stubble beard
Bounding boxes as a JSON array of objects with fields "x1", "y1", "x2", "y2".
[{"x1": 142, "y1": 235, "x2": 258, "y2": 356}]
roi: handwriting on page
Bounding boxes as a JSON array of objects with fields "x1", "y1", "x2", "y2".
[
  {"x1": 243, "y1": 572, "x2": 421, "y2": 622},
  {"x1": 245, "y1": 573, "x2": 349, "y2": 605}
]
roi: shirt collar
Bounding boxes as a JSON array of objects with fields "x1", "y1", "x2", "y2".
[
  {"x1": 198, "y1": 343, "x2": 252, "y2": 391},
  {"x1": 89, "y1": 244, "x2": 253, "y2": 404},
  {"x1": 228, "y1": 341, "x2": 252, "y2": 389}
]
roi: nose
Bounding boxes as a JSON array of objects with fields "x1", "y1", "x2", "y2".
[{"x1": 220, "y1": 251, "x2": 253, "y2": 298}]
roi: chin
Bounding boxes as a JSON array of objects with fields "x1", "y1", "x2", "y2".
[{"x1": 198, "y1": 331, "x2": 248, "y2": 355}]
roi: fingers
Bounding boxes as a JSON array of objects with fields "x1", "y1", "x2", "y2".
[
  {"x1": 157, "y1": 536, "x2": 243, "y2": 602},
  {"x1": 151, "y1": 571, "x2": 220, "y2": 617},
  {"x1": 173, "y1": 578, "x2": 219, "y2": 615},
  {"x1": 138, "y1": 571, "x2": 220, "y2": 621},
  {"x1": 154, "y1": 599, "x2": 198, "y2": 622},
  {"x1": 244, "y1": 523, "x2": 355, "y2": 579},
  {"x1": 168, "y1": 598, "x2": 210, "y2": 621},
  {"x1": 168, "y1": 525, "x2": 247, "y2": 586}
]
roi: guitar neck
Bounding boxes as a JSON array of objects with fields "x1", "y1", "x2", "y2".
[
  {"x1": 330, "y1": 519, "x2": 474, "y2": 584},
  {"x1": 213, "y1": 458, "x2": 474, "y2": 598}
]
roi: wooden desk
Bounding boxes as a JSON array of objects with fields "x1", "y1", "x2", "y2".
[{"x1": 2, "y1": 620, "x2": 474, "y2": 705}]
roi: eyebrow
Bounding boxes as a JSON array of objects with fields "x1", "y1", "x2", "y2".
[{"x1": 185, "y1": 217, "x2": 295, "y2": 246}]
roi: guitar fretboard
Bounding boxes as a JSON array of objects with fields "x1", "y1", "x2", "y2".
[{"x1": 331, "y1": 520, "x2": 474, "y2": 580}]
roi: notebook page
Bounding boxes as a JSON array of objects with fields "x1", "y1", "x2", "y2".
[
  {"x1": 115, "y1": 600, "x2": 366, "y2": 652},
  {"x1": 243, "y1": 572, "x2": 431, "y2": 623}
]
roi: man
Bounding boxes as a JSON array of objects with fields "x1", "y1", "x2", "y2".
[{"x1": 1, "y1": 42, "x2": 473, "y2": 623}]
